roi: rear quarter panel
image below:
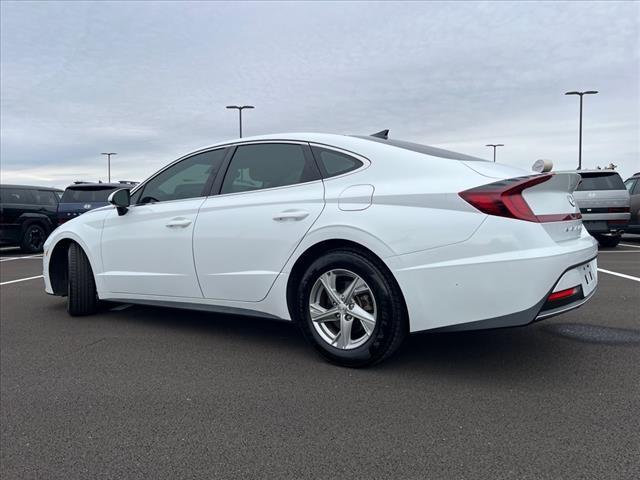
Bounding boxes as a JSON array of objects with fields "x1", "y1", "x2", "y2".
[{"x1": 311, "y1": 145, "x2": 490, "y2": 257}]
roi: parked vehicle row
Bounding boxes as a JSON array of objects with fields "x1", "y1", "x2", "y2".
[
  {"x1": 0, "y1": 181, "x2": 136, "y2": 253},
  {"x1": 43, "y1": 133, "x2": 599, "y2": 366},
  {"x1": 573, "y1": 170, "x2": 631, "y2": 247},
  {"x1": 0, "y1": 185, "x2": 62, "y2": 252},
  {"x1": 57, "y1": 181, "x2": 137, "y2": 225},
  {"x1": 624, "y1": 172, "x2": 640, "y2": 234}
]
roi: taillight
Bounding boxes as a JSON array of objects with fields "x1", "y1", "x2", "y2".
[
  {"x1": 459, "y1": 175, "x2": 582, "y2": 223},
  {"x1": 547, "y1": 287, "x2": 579, "y2": 302}
]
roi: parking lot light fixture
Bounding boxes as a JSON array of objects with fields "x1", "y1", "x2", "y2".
[
  {"x1": 226, "y1": 105, "x2": 255, "y2": 138},
  {"x1": 485, "y1": 144, "x2": 504, "y2": 163},
  {"x1": 564, "y1": 90, "x2": 598, "y2": 170},
  {"x1": 101, "y1": 152, "x2": 117, "y2": 182}
]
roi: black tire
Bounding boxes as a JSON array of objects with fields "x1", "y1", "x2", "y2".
[
  {"x1": 294, "y1": 248, "x2": 408, "y2": 367},
  {"x1": 20, "y1": 223, "x2": 47, "y2": 253},
  {"x1": 67, "y1": 243, "x2": 98, "y2": 316},
  {"x1": 595, "y1": 234, "x2": 621, "y2": 248}
]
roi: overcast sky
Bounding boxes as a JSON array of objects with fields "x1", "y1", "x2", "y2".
[{"x1": 1, "y1": 0, "x2": 639, "y2": 188}]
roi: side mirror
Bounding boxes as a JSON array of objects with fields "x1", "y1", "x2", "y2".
[{"x1": 108, "y1": 188, "x2": 130, "y2": 216}]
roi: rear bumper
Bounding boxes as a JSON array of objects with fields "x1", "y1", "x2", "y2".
[
  {"x1": 387, "y1": 216, "x2": 598, "y2": 333},
  {"x1": 433, "y1": 257, "x2": 597, "y2": 332},
  {"x1": 583, "y1": 219, "x2": 628, "y2": 234}
]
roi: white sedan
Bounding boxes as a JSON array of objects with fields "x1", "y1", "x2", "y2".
[{"x1": 43, "y1": 132, "x2": 598, "y2": 366}]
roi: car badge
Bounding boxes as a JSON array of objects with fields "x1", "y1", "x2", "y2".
[{"x1": 84, "y1": 204, "x2": 92, "y2": 209}]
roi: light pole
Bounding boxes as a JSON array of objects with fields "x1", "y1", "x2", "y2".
[
  {"x1": 485, "y1": 144, "x2": 504, "y2": 163},
  {"x1": 564, "y1": 90, "x2": 598, "y2": 170},
  {"x1": 101, "y1": 152, "x2": 117, "y2": 182},
  {"x1": 226, "y1": 105, "x2": 254, "y2": 138}
]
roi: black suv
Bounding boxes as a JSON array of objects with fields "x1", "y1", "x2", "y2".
[{"x1": 0, "y1": 184, "x2": 63, "y2": 252}]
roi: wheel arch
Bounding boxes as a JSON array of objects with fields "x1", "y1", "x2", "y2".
[
  {"x1": 19, "y1": 214, "x2": 52, "y2": 234},
  {"x1": 48, "y1": 236, "x2": 97, "y2": 296},
  {"x1": 48, "y1": 238, "x2": 74, "y2": 296},
  {"x1": 285, "y1": 238, "x2": 407, "y2": 323}
]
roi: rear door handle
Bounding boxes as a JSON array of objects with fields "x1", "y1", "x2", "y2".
[
  {"x1": 273, "y1": 210, "x2": 310, "y2": 222},
  {"x1": 165, "y1": 217, "x2": 192, "y2": 228}
]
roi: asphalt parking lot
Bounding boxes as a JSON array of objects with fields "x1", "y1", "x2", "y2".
[{"x1": 1, "y1": 239, "x2": 639, "y2": 480}]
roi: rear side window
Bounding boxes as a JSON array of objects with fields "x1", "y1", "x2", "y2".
[
  {"x1": 576, "y1": 172, "x2": 625, "y2": 191},
  {"x1": 625, "y1": 178, "x2": 638, "y2": 194},
  {"x1": 0, "y1": 188, "x2": 33, "y2": 204},
  {"x1": 61, "y1": 186, "x2": 119, "y2": 203},
  {"x1": 221, "y1": 143, "x2": 320, "y2": 194},
  {"x1": 32, "y1": 190, "x2": 59, "y2": 206},
  {"x1": 311, "y1": 147, "x2": 363, "y2": 177}
]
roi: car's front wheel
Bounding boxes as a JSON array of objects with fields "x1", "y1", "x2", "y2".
[
  {"x1": 67, "y1": 243, "x2": 98, "y2": 316},
  {"x1": 295, "y1": 249, "x2": 408, "y2": 367},
  {"x1": 595, "y1": 234, "x2": 621, "y2": 248}
]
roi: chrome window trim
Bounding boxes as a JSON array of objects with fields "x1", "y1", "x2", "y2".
[{"x1": 128, "y1": 138, "x2": 371, "y2": 203}]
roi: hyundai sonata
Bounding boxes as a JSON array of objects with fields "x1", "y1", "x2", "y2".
[{"x1": 43, "y1": 132, "x2": 598, "y2": 366}]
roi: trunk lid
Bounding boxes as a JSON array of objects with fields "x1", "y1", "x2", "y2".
[{"x1": 461, "y1": 161, "x2": 583, "y2": 242}]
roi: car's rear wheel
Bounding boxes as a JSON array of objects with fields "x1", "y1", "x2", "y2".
[
  {"x1": 67, "y1": 243, "x2": 98, "y2": 316},
  {"x1": 20, "y1": 223, "x2": 46, "y2": 253},
  {"x1": 295, "y1": 249, "x2": 407, "y2": 367},
  {"x1": 595, "y1": 234, "x2": 621, "y2": 248}
]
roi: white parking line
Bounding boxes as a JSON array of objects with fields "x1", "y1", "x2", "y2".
[
  {"x1": 597, "y1": 268, "x2": 640, "y2": 283},
  {"x1": 619, "y1": 243, "x2": 640, "y2": 249},
  {"x1": 0, "y1": 275, "x2": 44, "y2": 286},
  {"x1": 0, "y1": 255, "x2": 43, "y2": 262}
]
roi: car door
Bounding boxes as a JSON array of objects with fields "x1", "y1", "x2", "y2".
[
  {"x1": 193, "y1": 142, "x2": 325, "y2": 302},
  {"x1": 0, "y1": 188, "x2": 34, "y2": 244},
  {"x1": 32, "y1": 189, "x2": 60, "y2": 227},
  {"x1": 99, "y1": 148, "x2": 228, "y2": 298}
]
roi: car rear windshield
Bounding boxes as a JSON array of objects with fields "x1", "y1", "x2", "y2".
[
  {"x1": 575, "y1": 172, "x2": 625, "y2": 191},
  {"x1": 61, "y1": 186, "x2": 120, "y2": 203},
  {"x1": 354, "y1": 136, "x2": 485, "y2": 161}
]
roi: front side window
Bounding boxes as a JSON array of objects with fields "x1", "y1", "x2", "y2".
[
  {"x1": 220, "y1": 143, "x2": 320, "y2": 194},
  {"x1": 311, "y1": 146, "x2": 363, "y2": 177},
  {"x1": 138, "y1": 148, "x2": 227, "y2": 204},
  {"x1": 33, "y1": 190, "x2": 59, "y2": 206}
]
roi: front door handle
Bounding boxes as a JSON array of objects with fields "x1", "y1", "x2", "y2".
[
  {"x1": 273, "y1": 210, "x2": 310, "y2": 222},
  {"x1": 165, "y1": 217, "x2": 192, "y2": 228}
]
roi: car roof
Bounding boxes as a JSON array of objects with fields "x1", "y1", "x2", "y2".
[
  {"x1": 0, "y1": 184, "x2": 63, "y2": 192},
  {"x1": 196, "y1": 132, "x2": 488, "y2": 162},
  {"x1": 64, "y1": 182, "x2": 133, "y2": 189}
]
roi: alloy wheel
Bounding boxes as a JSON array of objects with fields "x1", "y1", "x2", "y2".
[{"x1": 309, "y1": 269, "x2": 377, "y2": 350}]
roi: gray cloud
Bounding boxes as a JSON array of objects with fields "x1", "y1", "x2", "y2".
[{"x1": 1, "y1": 0, "x2": 638, "y2": 187}]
